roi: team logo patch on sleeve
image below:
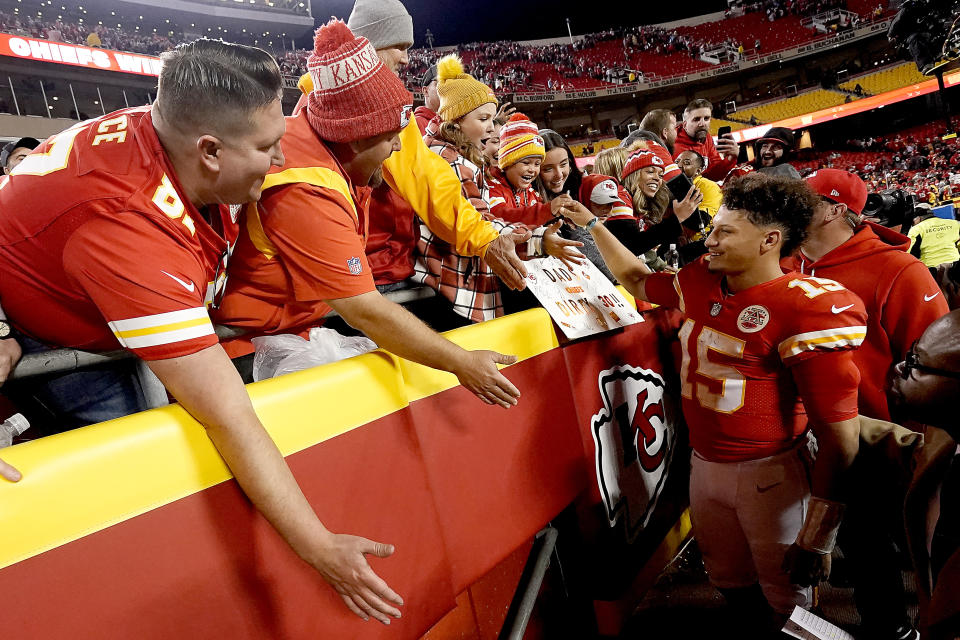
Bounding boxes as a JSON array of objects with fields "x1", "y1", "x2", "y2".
[
  {"x1": 400, "y1": 104, "x2": 413, "y2": 129},
  {"x1": 737, "y1": 305, "x2": 770, "y2": 333},
  {"x1": 347, "y1": 257, "x2": 363, "y2": 275}
]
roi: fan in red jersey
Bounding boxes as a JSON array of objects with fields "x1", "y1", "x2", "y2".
[
  {"x1": 559, "y1": 172, "x2": 866, "y2": 634},
  {"x1": 0, "y1": 39, "x2": 402, "y2": 625}
]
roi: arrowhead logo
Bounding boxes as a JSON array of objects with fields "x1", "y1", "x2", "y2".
[{"x1": 591, "y1": 365, "x2": 677, "y2": 542}]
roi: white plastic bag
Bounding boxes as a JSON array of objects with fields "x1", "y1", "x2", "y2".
[{"x1": 250, "y1": 327, "x2": 377, "y2": 381}]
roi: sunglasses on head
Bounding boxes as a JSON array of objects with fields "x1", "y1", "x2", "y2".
[{"x1": 900, "y1": 340, "x2": 960, "y2": 381}]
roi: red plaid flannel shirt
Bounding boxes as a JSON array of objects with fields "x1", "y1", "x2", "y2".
[{"x1": 415, "y1": 125, "x2": 546, "y2": 322}]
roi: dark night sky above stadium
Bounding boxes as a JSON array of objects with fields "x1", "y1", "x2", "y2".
[{"x1": 310, "y1": 1, "x2": 728, "y2": 47}]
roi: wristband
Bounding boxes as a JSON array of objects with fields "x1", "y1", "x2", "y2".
[
  {"x1": 584, "y1": 216, "x2": 599, "y2": 230},
  {"x1": 796, "y1": 496, "x2": 845, "y2": 554}
]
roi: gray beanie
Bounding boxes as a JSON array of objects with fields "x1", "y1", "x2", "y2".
[{"x1": 347, "y1": 0, "x2": 414, "y2": 50}]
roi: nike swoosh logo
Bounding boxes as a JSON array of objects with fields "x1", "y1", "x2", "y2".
[
  {"x1": 757, "y1": 482, "x2": 782, "y2": 493},
  {"x1": 161, "y1": 270, "x2": 195, "y2": 293},
  {"x1": 831, "y1": 304, "x2": 854, "y2": 314},
  {"x1": 925, "y1": 292, "x2": 941, "y2": 302}
]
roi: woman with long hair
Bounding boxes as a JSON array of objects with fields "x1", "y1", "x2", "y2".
[
  {"x1": 560, "y1": 142, "x2": 703, "y2": 274},
  {"x1": 538, "y1": 129, "x2": 583, "y2": 202}
]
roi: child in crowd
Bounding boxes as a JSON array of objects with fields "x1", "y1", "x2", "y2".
[
  {"x1": 487, "y1": 114, "x2": 571, "y2": 226},
  {"x1": 578, "y1": 174, "x2": 635, "y2": 222},
  {"x1": 593, "y1": 147, "x2": 629, "y2": 189},
  {"x1": 417, "y1": 54, "x2": 582, "y2": 323}
]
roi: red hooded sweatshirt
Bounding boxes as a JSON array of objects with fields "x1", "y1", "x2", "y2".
[
  {"x1": 781, "y1": 221, "x2": 948, "y2": 421},
  {"x1": 673, "y1": 125, "x2": 737, "y2": 182}
]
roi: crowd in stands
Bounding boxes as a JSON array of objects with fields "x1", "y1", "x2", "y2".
[
  {"x1": 0, "y1": 0, "x2": 888, "y2": 96},
  {"x1": 2, "y1": 1, "x2": 959, "y2": 639},
  {"x1": 791, "y1": 123, "x2": 960, "y2": 204},
  {"x1": 0, "y1": 10, "x2": 179, "y2": 55},
  {"x1": 730, "y1": 0, "x2": 848, "y2": 22}
]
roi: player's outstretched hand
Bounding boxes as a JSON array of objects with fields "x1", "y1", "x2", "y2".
[
  {"x1": 311, "y1": 533, "x2": 404, "y2": 624},
  {"x1": 485, "y1": 232, "x2": 530, "y2": 291},
  {"x1": 455, "y1": 350, "x2": 520, "y2": 408},
  {"x1": 0, "y1": 456, "x2": 21, "y2": 482},
  {"x1": 782, "y1": 543, "x2": 831, "y2": 587},
  {"x1": 555, "y1": 199, "x2": 594, "y2": 228},
  {"x1": 543, "y1": 220, "x2": 586, "y2": 270}
]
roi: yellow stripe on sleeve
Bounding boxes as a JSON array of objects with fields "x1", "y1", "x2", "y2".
[{"x1": 778, "y1": 327, "x2": 867, "y2": 361}]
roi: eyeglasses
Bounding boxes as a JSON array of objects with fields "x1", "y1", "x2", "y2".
[{"x1": 900, "y1": 340, "x2": 960, "y2": 380}]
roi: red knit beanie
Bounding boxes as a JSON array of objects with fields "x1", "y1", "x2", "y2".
[
  {"x1": 621, "y1": 142, "x2": 681, "y2": 182},
  {"x1": 306, "y1": 19, "x2": 413, "y2": 143}
]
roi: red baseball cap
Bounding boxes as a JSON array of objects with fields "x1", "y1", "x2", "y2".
[
  {"x1": 579, "y1": 174, "x2": 625, "y2": 205},
  {"x1": 805, "y1": 169, "x2": 868, "y2": 215}
]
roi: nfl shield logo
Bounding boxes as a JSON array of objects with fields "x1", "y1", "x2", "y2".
[{"x1": 347, "y1": 257, "x2": 362, "y2": 275}]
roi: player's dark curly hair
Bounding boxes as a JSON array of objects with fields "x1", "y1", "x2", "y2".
[{"x1": 721, "y1": 173, "x2": 817, "y2": 256}]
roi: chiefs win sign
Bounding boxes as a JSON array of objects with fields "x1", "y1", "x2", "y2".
[{"x1": 0, "y1": 33, "x2": 162, "y2": 77}]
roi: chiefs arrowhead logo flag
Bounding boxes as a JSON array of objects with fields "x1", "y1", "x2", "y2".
[{"x1": 591, "y1": 365, "x2": 677, "y2": 542}]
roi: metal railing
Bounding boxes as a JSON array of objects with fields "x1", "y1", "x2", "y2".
[{"x1": 8, "y1": 286, "x2": 438, "y2": 398}]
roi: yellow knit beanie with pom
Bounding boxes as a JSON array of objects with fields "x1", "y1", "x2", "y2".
[{"x1": 436, "y1": 54, "x2": 498, "y2": 123}]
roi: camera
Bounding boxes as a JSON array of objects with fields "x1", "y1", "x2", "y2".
[
  {"x1": 888, "y1": 0, "x2": 960, "y2": 74},
  {"x1": 862, "y1": 189, "x2": 917, "y2": 229}
]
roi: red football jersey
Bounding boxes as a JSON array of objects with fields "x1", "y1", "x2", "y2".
[
  {"x1": 645, "y1": 258, "x2": 868, "y2": 462},
  {"x1": 213, "y1": 111, "x2": 376, "y2": 358},
  {"x1": 0, "y1": 106, "x2": 237, "y2": 360}
]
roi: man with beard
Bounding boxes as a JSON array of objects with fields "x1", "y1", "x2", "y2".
[
  {"x1": 0, "y1": 38, "x2": 409, "y2": 624},
  {"x1": 725, "y1": 127, "x2": 801, "y2": 182},
  {"x1": 215, "y1": 20, "x2": 522, "y2": 412},
  {"x1": 639, "y1": 108, "x2": 678, "y2": 154},
  {"x1": 784, "y1": 169, "x2": 943, "y2": 640},
  {"x1": 673, "y1": 98, "x2": 740, "y2": 181}
]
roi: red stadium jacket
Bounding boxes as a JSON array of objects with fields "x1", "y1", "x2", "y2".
[
  {"x1": 781, "y1": 221, "x2": 948, "y2": 421},
  {"x1": 414, "y1": 106, "x2": 437, "y2": 136},
  {"x1": 673, "y1": 125, "x2": 737, "y2": 182},
  {"x1": 366, "y1": 183, "x2": 419, "y2": 285},
  {"x1": 486, "y1": 167, "x2": 552, "y2": 227}
]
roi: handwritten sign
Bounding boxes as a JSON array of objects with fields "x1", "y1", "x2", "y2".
[{"x1": 525, "y1": 257, "x2": 642, "y2": 339}]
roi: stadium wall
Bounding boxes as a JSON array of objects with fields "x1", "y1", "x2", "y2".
[
  {"x1": 0, "y1": 114, "x2": 81, "y2": 138},
  {"x1": 0, "y1": 305, "x2": 691, "y2": 639}
]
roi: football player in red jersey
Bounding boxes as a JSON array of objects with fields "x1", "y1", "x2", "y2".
[
  {"x1": 560, "y1": 173, "x2": 866, "y2": 632},
  {"x1": 0, "y1": 40, "x2": 402, "y2": 624}
]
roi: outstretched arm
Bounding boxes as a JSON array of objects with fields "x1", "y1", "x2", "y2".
[
  {"x1": 148, "y1": 345, "x2": 404, "y2": 624},
  {"x1": 559, "y1": 201, "x2": 655, "y2": 301},
  {"x1": 329, "y1": 291, "x2": 521, "y2": 408}
]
